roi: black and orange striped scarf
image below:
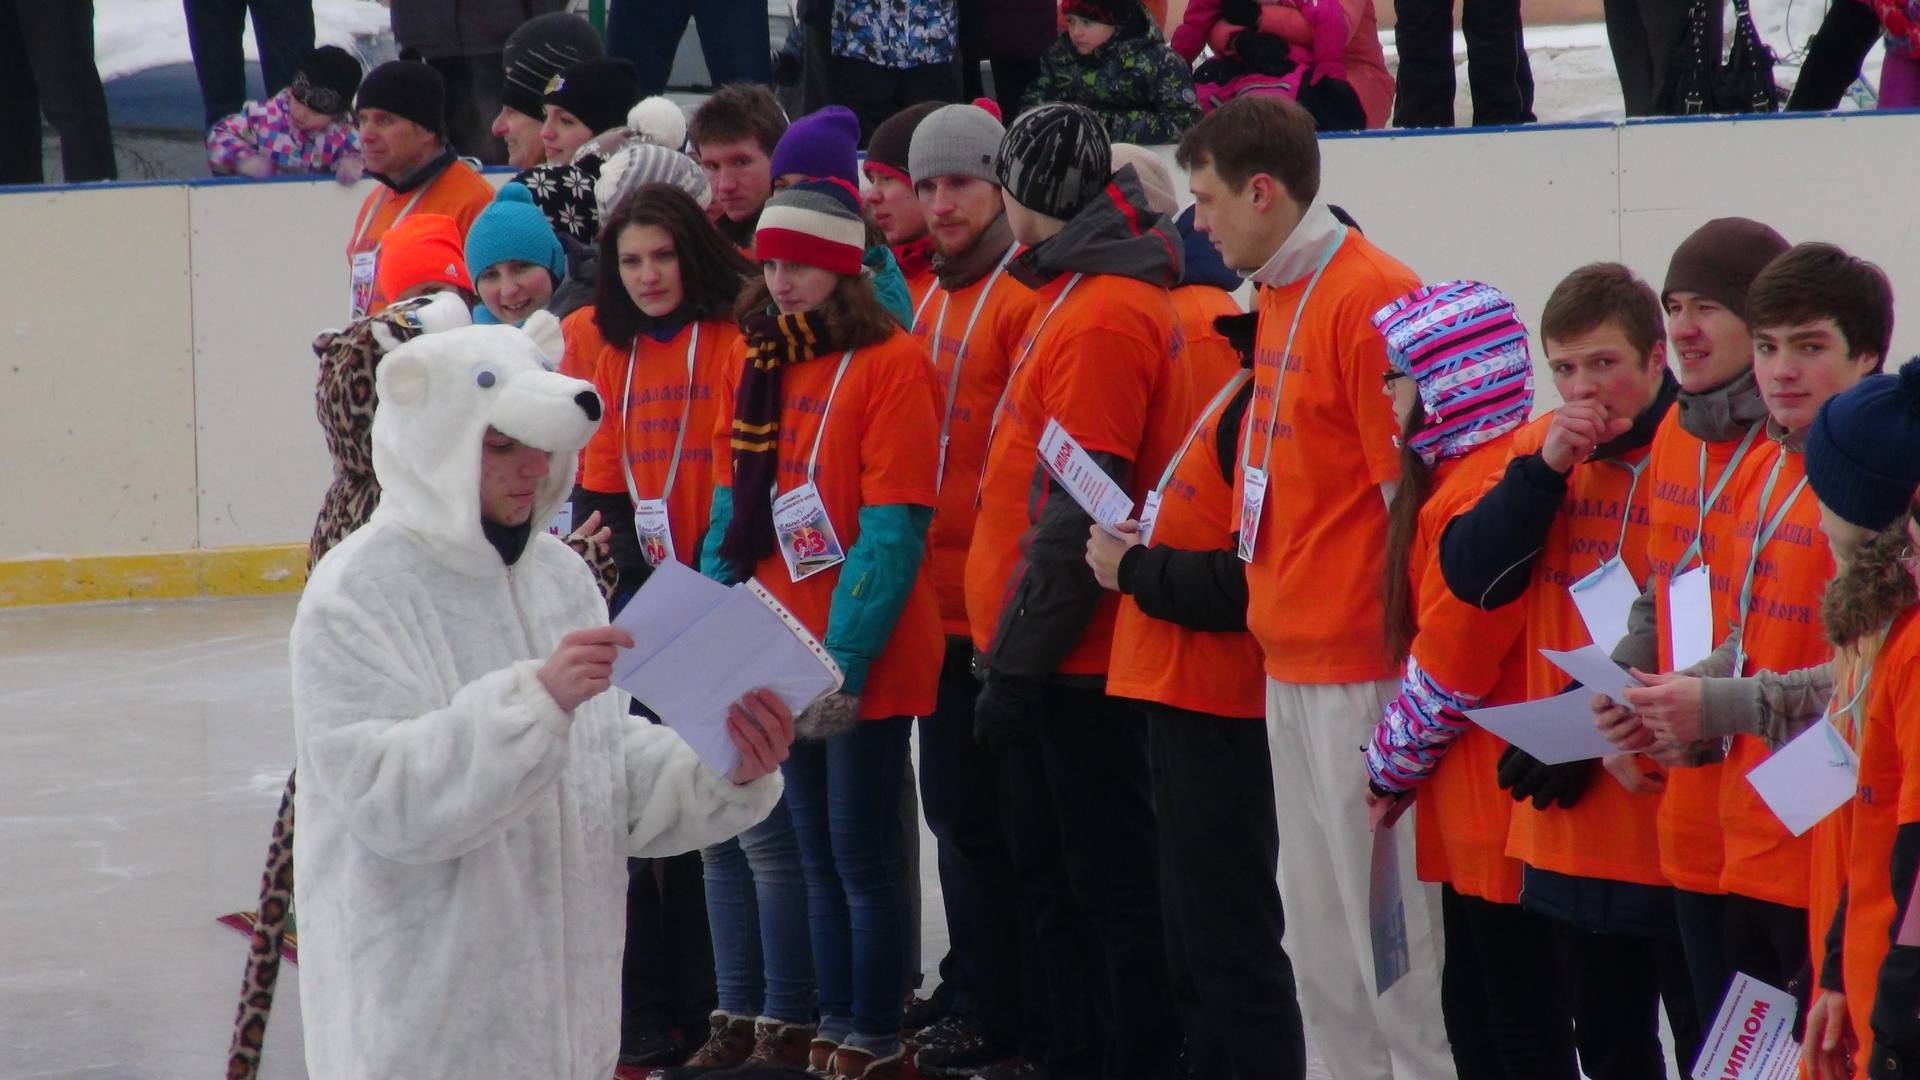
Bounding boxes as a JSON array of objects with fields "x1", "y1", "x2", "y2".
[{"x1": 718, "y1": 309, "x2": 841, "y2": 571}]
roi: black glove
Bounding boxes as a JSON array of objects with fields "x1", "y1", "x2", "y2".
[
  {"x1": 1230, "y1": 29, "x2": 1300, "y2": 77},
  {"x1": 1495, "y1": 745, "x2": 1597, "y2": 810},
  {"x1": 1220, "y1": 0, "x2": 1262, "y2": 28},
  {"x1": 973, "y1": 672, "x2": 1046, "y2": 753}
]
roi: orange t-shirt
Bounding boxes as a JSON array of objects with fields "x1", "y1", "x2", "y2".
[
  {"x1": 346, "y1": 161, "x2": 495, "y2": 315},
  {"x1": 1842, "y1": 605, "x2": 1920, "y2": 1074},
  {"x1": 1171, "y1": 284, "x2": 1244, "y2": 400},
  {"x1": 1406, "y1": 432, "x2": 1534, "y2": 904},
  {"x1": 904, "y1": 263, "x2": 939, "y2": 319},
  {"x1": 910, "y1": 259, "x2": 1042, "y2": 636},
  {"x1": 964, "y1": 272, "x2": 1190, "y2": 676},
  {"x1": 1107, "y1": 372, "x2": 1264, "y2": 718},
  {"x1": 1641, "y1": 414, "x2": 1760, "y2": 894},
  {"x1": 564, "y1": 311, "x2": 740, "y2": 568},
  {"x1": 1240, "y1": 231, "x2": 1418, "y2": 685},
  {"x1": 709, "y1": 329, "x2": 946, "y2": 720},
  {"x1": 1504, "y1": 421, "x2": 1667, "y2": 886},
  {"x1": 1718, "y1": 442, "x2": 1828, "y2": 908}
]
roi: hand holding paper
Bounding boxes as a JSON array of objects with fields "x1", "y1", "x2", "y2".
[
  {"x1": 1622, "y1": 667, "x2": 1706, "y2": 745},
  {"x1": 1038, "y1": 419, "x2": 1134, "y2": 537}
]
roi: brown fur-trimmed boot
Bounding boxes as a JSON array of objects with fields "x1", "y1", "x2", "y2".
[
  {"x1": 682, "y1": 1010, "x2": 754, "y2": 1069},
  {"x1": 746, "y1": 1018, "x2": 817, "y2": 1068}
]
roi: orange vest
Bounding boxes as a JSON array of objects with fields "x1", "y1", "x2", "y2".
[
  {"x1": 1170, "y1": 284, "x2": 1244, "y2": 400},
  {"x1": 346, "y1": 161, "x2": 495, "y2": 315}
]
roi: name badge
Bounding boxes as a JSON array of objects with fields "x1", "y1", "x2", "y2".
[
  {"x1": 1137, "y1": 490, "x2": 1164, "y2": 547},
  {"x1": 772, "y1": 483, "x2": 846, "y2": 582},
  {"x1": 545, "y1": 500, "x2": 574, "y2": 539},
  {"x1": 1666, "y1": 564, "x2": 1714, "y2": 670},
  {"x1": 1237, "y1": 467, "x2": 1268, "y2": 564},
  {"x1": 349, "y1": 249, "x2": 377, "y2": 320},
  {"x1": 634, "y1": 499, "x2": 676, "y2": 569},
  {"x1": 1569, "y1": 555, "x2": 1637, "y2": 654}
]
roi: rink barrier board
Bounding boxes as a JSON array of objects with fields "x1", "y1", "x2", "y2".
[
  {"x1": 0, "y1": 544, "x2": 307, "y2": 608},
  {"x1": 5, "y1": 110, "x2": 1920, "y2": 597}
]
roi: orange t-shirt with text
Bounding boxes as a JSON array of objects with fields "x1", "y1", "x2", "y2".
[
  {"x1": 964, "y1": 272, "x2": 1190, "y2": 676},
  {"x1": 1171, "y1": 284, "x2": 1245, "y2": 400},
  {"x1": 1504, "y1": 422, "x2": 1667, "y2": 886},
  {"x1": 564, "y1": 311, "x2": 739, "y2": 568},
  {"x1": 709, "y1": 329, "x2": 945, "y2": 720},
  {"x1": 1240, "y1": 231, "x2": 1418, "y2": 685},
  {"x1": 346, "y1": 162, "x2": 495, "y2": 315},
  {"x1": 910, "y1": 260, "x2": 1042, "y2": 636}
]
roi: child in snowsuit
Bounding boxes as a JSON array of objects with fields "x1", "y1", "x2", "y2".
[
  {"x1": 1019, "y1": 0, "x2": 1200, "y2": 144},
  {"x1": 206, "y1": 45, "x2": 364, "y2": 183},
  {"x1": 1171, "y1": 0, "x2": 1393, "y2": 127}
]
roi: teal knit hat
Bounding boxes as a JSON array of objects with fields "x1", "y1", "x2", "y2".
[{"x1": 465, "y1": 183, "x2": 567, "y2": 288}]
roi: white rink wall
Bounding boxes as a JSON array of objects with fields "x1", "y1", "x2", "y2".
[{"x1": 5, "y1": 110, "x2": 1919, "y2": 564}]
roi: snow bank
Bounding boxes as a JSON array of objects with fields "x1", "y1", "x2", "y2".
[{"x1": 94, "y1": 0, "x2": 393, "y2": 82}]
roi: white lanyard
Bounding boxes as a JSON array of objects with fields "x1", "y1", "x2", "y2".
[
  {"x1": 910, "y1": 280, "x2": 941, "y2": 329},
  {"x1": 793, "y1": 350, "x2": 856, "y2": 490},
  {"x1": 352, "y1": 183, "x2": 429, "y2": 252},
  {"x1": 976, "y1": 273, "x2": 1083, "y2": 501},
  {"x1": 931, "y1": 243, "x2": 1019, "y2": 490},
  {"x1": 618, "y1": 323, "x2": 701, "y2": 506},
  {"x1": 1827, "y1": 642, "x2": 1879, "y2": 746},
  {"x1": 1731, "y1": 451, "x2": 1812, "y2": 672},
  {"x1": 1155, "y1": 370, "x2": 1252, "y2": 494},
  {"x1": 1675, "y1": 421, "x2": 1762, "y2": 571},
  {"x1": 1240, "y1": 228, "x2": 1346, "y2": 476},
  {"x1": 1604, "y1": 455, "x2": 1652, "y2": 556}
]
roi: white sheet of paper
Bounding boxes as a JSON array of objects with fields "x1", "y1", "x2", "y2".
[
  {"x1": 1569, "y1": 557, "x2": 1639, "y2": 654},
  {"x1": 1745, "y1": 721, "x2": 1859, "y2": 838},
  {"x1": 611, "y1": 561, "x2": 842, "y2": 779},
  {"x1": 1541, "y1": 644, "x2": 1641, "y2": 703},
  {"x1": 1037, "y1": 418, "x2": 1134, "y2": 535},
  {"x1": 1368, "y1": 827, "x2": 1409, "y2": 998},
  {"x1": 1691, "y1": 973, "x2": 1800, "y2": 1080},
  {"x1": 1466, "y1": 690, "x2": 1624, "y2": 765},
  {"x1": 1668, "y1": 565, "x2": 1714, "y2": 670}
]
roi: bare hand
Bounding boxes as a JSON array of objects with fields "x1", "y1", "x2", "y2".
[
  {"x1": 568, "y1": 509, "x2": 613, "y2": 550},
  {"x1": 538, "y1": 625, "x2": 636, "y2": 713},
  {"x1": 1802, "y1": 991, "x2": 1857, "y2": 1080},
  {"x1": 1086, "y1": 520, "x2": 1144, "y2": 592},
  {"x1": 236, "y1": 154, "x2": 273, "y2": 180},
  {"x1": 1540, "y1": 400, "x2": 1631, "y2": 473},
  {"x1": 1593, "y1": 692, "x2": 1656, "y2": 752},
  {"x1": 726, "y1": 688, "x2": 796, "y2": 784},
  {"x1": 1603, "y1": 752, "x2": 1666, "y2": 795},
  {"x1": 1645, "y1": 740, "x2": 1692, "y2": 768},
  {"x1": 1366, "y1": 786, "x2": 1414, "y2": 831},
  {"x1": 1623, "y1": 668, "x2": 1706, "y2": 744}
]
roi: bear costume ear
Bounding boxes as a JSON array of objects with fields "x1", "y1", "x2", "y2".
[
  {"x1": 521, "y1": 310, "x2": 565, "y2": 371},
  {"x1": 378, "y1": 348, "x2": 432, "y2": 407}
]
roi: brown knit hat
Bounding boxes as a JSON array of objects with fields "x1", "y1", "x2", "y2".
[
  {"x1": 1662, "y1": 217, "x2": 1790, "y2": 322},
  {"x1": 864, "y1": 102, "x2": 944, "y2": 185}
]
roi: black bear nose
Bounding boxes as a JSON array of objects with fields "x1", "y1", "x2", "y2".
[{"x1": 575, "y1": 390, "x2": 602, "y2": 422}]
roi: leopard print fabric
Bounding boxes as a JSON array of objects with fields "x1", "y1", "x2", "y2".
[{"x1": 227, "y1": 302, "x2": 620, "y2": 1079}]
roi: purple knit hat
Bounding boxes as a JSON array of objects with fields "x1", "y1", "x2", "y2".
[
  {"x1": 769, "y1": 105, "x2": 860, "y2": 187},
  {"x1": 1371, "y1": 280, "x2": 1534, "y2": 466}
]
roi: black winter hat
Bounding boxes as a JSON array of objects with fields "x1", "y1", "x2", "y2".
[
  {"x1": 996, "y1": 103, "x2": 1111, "y2": 220},
  {"x1": 355, "y1": 60, "x2": 446, "y2": 136},
  {"x1": 1663, "y1": 217, "x2": 1789, "y2": 322},
  {"x1": 291, "y1": 45, "x2": 362, "y2": 117},
  {"x1": 501, "y1": 12, "x2": 604, "y2": 120},
  {"x1": 1806, "y1": 359, "x2": 1920, "y2": 531},
  {"x1": 865, "y1": 101, "x2": 944, "y2": 182},
  {"x1": 544, "y1": 58, "x2": 644, "y2": 138}
]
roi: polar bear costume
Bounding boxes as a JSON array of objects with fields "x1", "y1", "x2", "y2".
[{"x1": 290, "y1": 317, "x2": 782, "y2": 1079}]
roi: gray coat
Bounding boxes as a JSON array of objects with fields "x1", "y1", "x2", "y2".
[{"x1": 390, "y1": 0, "x2": 566, "y2": 59}]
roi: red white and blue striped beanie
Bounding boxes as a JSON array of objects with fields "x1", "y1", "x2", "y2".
[
  {"x1": 1371, "y1": 280, "x2": 1534, "y2": 466},
  {"x1": 754, "y1": 178, "x2": 866, "y2": 277}
]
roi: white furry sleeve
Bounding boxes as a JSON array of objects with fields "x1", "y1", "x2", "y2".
[
  {"x1": 293, "y1": 595, "x2": 574, "y2": 866},
  {"x1": 621, "y1": 717, "x2": 783, "y2": 858}
]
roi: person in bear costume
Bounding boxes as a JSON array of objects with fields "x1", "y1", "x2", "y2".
[{"x1": 289, "y1": 316, "x2": 796, "y2": 1078}]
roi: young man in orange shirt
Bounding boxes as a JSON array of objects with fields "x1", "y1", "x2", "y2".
[
  {"x1": 1594, "y1": 217, "x2": 1787, "y2": 1032},
  {"x1": 1176, "y1": 95, "x2": 1452, "y2": 1080},
  {"x1": 688, "y1": 84, "x2": 787, "y2": 251},
  {"x1": 863, "y1": 101, "x2": 944, "y2": 313},
  {"x1": 345, "y1": 61, "x2": 496, "y2": 319},
  {"x1": 1441, "y1": 264, "x2": 1698, "y2": 1078},
  {"x1": 964, "y1": 102, "x2": 1187, "y2": 1080}
]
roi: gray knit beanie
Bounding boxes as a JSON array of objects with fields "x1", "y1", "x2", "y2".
[
  {"x1": 910, "y1": 103, "x2": 1008, "y2": 187},
  {"x1": 597, "y1": 141, "x2": 711, "y2": 216},
  {"x1": 996, "y1": 103, "x2": 1110, "y2": 220}
]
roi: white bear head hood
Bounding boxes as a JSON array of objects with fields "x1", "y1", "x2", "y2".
[{"x1": 370, "y1": 311, "x2": 601, "y2": 574}]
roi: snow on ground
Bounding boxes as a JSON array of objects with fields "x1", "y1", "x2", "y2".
[{"x1": 93, "y1": 0, "x2": 392, "y2": 82}]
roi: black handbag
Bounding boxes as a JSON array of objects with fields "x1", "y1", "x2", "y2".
[{"x1": 1670, "y1": 0, "x2": 1781, "y2": 114}]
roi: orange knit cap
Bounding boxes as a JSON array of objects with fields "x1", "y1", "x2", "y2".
[{"x1": 375, "y1": 213, "x2": 474, "y2": 301}]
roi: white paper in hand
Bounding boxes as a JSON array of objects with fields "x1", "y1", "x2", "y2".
[
  {"x1": 1037, "y1": 419, "x2": 1134, "y2": 535},
  {"x1": 1368, "y1": 828, "x2": 1410, "y2": 997},
  {"x1": 1745, "y1": 721, "x2": 1858, "y2": 837},
  {"x1": 612, "y1": 561, "x2": 842, "y2": 779},
  {"x1": 1466, "y1": 690, "x2": 1625, "y2": 765},
  {"x1": 1692, "y1": 973, "x2": 1799, "y2": 1080},
  {"x1": 1541, "y1": 644, "x2": 1640, "y2": 703}
]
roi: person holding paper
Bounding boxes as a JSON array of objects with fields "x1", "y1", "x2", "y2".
[
  {"x1": 1175, "y1": 96, "x2": 1452, "y2": 1080},
  {"x1": 963, "y1": 103, "x2": 1188, "y2": 1080},
  {"x1": 290, "y1": 321, "x2": 795, "y2": 1080},
  {"x1": 699, "y1": 177, "x2": 945, "y2": 1078},
  {"x1": 1438, "y1": 264, "x2": 1700, "y2": 1079},
  {"x1": 1587, "y1": 216, "x2": 1788, "y2": 1035},
  {"x1": 898, "y1": 101, "x2": 1045, "y2": 1075},
  {"x1": 1358, "y1": 282, "x2": 1581, "y2": 1080}
]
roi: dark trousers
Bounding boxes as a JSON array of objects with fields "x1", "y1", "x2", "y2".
[
  {"x1": 426, "y1": 54, "x2": 506, "y2": 164},
  {"x1": 1002, "y1": 687, "x2": 1176, "y2": 1080},
  {"x1": 622, "y1": 853, "x2": 718, "y2": 1040},
  {"x1": 1673, "y1": 889, "x2": 1732, "y2": 1034},
  {"x1": 0, "y1": 0, "x2": 115, "y2": 184},
  {"x1": 1146, "y1": 706, "x2": 1304, "y2": 1080},
  {"x1": 1603, "y1": 0, "x2": 1714, "y2": 116},
  {"x1": 1393, "y1": 0, "x2": 1536, "y2": 126},
  {"x1": 1441, "y1": 887, "x2": 1580, "y2": 1080},
  {"x1": 1785, "y1": 0, "x2": 1881, "y2": 109},
  {"x1": 919, "y1": 645, "x2": 1025, "y2": 1046},
  {"x1": 826, "y1": 55, "x2": 962, "y2": 145},
  {"x1": 607, "y1": 0, "x2": 772, "y2": 95},
  {"x1": 1723, "y1": 894, "x2": 1811, "y2": 1026},
  {"x1": 960, "y1": 54, "x2": 1042, "y2": 120},
  {"x1": 1551, "y1": 920, "x2": 1702, "y2": 1079},
  {"x1": 183, "y1": 0, "x2": 315, "y2": 128}
]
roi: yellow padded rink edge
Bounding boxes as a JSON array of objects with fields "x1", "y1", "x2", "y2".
[{"x1": 0, "y1": 545, "x2": 308, "y2": 608}]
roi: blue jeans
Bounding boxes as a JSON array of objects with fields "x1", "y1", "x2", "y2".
[
  {"x1": 701, "y1": 796, "x2": 813, "y2": 1022},
  {"x1": 783, "y1": 716, "x2": 911, "y2": 1055},
  {"x1": 605, "y1": 0, "x2": 771, "y2": 95}
]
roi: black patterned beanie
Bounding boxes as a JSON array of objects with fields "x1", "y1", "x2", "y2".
[{"x1": 995, "y1": 103, "x2": 1111, "y2": 221}]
